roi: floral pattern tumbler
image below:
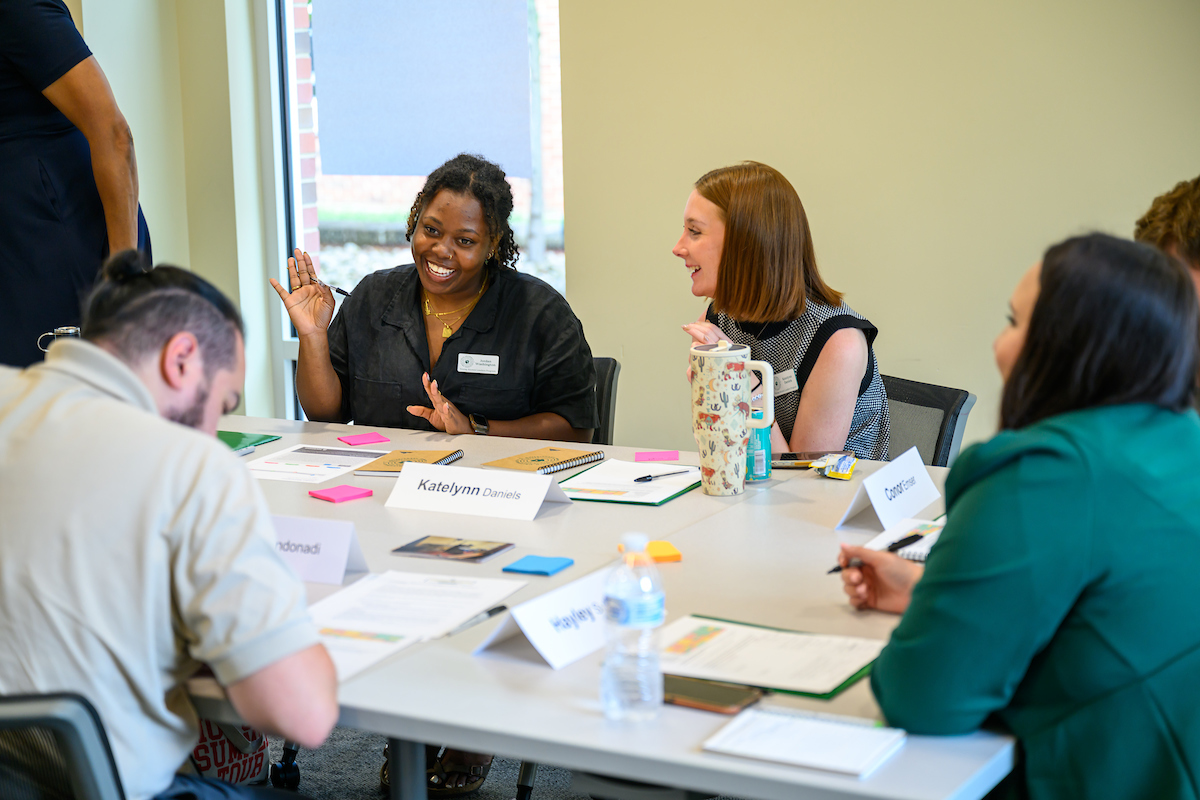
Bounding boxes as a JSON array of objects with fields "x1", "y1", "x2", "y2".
[{"x1": 689, "y1": 341, "x2": 775, "y2": 495}]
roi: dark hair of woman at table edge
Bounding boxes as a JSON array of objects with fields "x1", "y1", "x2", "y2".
[
  {"x1": 405, "y1": 153, "x2": 520, "y2": 271},
  {"x1": 1000, "y1": 232, "x2": 1200, "y2": 431}
]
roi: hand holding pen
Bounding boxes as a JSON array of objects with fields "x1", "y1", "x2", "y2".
[
  {"x1": 827, "y1": 533, "x2": 924, "y2": 574},
  {"x1": 834, "y1": 543, "x2": 924, "y2": 615},
  {"x1": 269, "y1": 248, "x2": 346, "y2": 337}
]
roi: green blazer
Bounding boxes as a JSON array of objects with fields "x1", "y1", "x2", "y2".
[{"x1": 872, "y1": 404, "x2": 1200, "y2": 800}]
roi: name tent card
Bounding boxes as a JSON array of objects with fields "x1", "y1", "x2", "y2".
[
  {"x1": 272, "y1": 515, "x2": 368, "y2": 585},
  {"x1": 385, "y1": 462, "x2": 570, "y2": 521},
  {"x1": 476, "y1": 568, "x2": 609, "y2": 670},
  {"x1": 836, "y1": 446, "x2": 941, "y2": 531}
]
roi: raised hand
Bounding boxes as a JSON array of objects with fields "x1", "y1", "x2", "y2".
[
  {"x1": 269, "y1": 248, "x2": 336, "y2": 338},
  {"x1": 406, "y1": 373, "x2": 473, "y2": 435},
  {"x1": 838, "y1": 544, "x2": 924, "y2": 614}
]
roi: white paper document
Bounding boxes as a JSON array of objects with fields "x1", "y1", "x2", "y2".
[
  {"x1": 704, "y1": 707, "x2": 906, "y2": 777},
  {"x1": 309, "y1": 571, "x2": 525, "y2": 681},
  {"x1": 558, "y1": 460, "x2": 701, "y2": 505},
  {"x1": 659, "y1": 615, "x2": 885, "y2": 696},
  {"x1": 863, "y1": 518, "x2": 945, "y2": 562},
  {"x1": 247, "y1": 444, "x2": 390, "y2": 484}
]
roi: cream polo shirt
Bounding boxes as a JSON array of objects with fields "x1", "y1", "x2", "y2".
[{"x1": 0, "y1": 340, "x2": 319, "y2": 800}]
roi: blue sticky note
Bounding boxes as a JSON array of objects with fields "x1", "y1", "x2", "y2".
[{"x1": 503, "y1": 555, "x2": 574, "y2": 576}]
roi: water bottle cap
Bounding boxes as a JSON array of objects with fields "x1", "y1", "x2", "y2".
[{"x1": 620, "y1": 532, "x2": 649, "y2": 552}]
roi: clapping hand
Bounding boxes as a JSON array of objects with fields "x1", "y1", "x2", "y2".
[
  {"x1": 407, "y1": 373, "x2": 473, "y2": 434},
  {"x1": 837, "y1": 544, "x2": 924, "y2": 614},
  {"x1": 269, "y1": 248, "x2": 336, "y2": 338}
]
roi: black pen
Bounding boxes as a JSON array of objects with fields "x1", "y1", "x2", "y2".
[
  {"x1": 827, "y1": 533, "x2": 925, "y2": 574},
  {"x1": 634, "y1": 469, "x2": 691, "y2": 483},
  {"x1": 444, "y1": 605, "x2": 507, "y2": 637},
  {"x1": 316, "y1": 279, "x2": 351, "y2": 298}
]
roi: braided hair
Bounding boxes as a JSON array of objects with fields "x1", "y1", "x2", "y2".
[{"x1": 406, "y1": 153, "x2": 520, "y2": 270}]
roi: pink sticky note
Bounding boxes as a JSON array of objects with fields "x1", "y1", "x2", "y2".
[
  {"x1": 337, "y1": 431, "x2": 390, "y2": 446},
  {"x1": 635, "y1": 450, "x2": 680, "y2": 462},
  {"x1": 308, "y1": 485, "x2": 373, "y2": 503}
]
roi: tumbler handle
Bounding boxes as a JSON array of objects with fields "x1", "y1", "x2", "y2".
[{"x1": 748, "y1": 360, "x2": 774, "y2": 429}]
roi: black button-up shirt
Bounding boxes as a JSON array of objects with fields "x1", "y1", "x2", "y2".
[{"x1": 327, "y1": 264, "x2": 599, "y2": 431}]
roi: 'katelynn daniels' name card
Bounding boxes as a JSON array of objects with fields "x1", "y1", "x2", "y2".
[{"x1": 385, "y1": 462, "x2": 570, "y2": 521}]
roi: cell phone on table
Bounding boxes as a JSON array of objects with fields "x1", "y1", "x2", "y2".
[
  {"x1": 771, "y1": 450, "x2": 854, "y2": 469},
  {"x1": 663, "y1": 675, "x2": 763, "y2": 714}
]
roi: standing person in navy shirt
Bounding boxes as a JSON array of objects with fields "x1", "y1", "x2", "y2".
[{"x1": 0, "y1": 0, "x2": 151, "y2": 367}]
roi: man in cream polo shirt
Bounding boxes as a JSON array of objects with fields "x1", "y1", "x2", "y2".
[{"x1": 0, "y1": 252, "x2": 338, "y2": 799}]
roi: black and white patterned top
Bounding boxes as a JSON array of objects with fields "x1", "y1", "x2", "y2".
[{"x1": 707, "y1": 300, "x2": 890, "y2": 460}]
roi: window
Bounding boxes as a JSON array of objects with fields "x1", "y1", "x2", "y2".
[{"x1": 272, "y1": 0, "x2": 567, "y2": 418}]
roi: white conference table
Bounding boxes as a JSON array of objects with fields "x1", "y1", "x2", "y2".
[{"x1": 191, "y1": 416, "x2": 1013, "y2": 800}]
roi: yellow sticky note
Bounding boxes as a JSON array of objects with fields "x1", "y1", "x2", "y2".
[
  {"x1": 647, "y1": 541, "x2": 682, "y2": 562},
  {"x1": 619, "y1": 540, "x2": 682, "y2": 563}
]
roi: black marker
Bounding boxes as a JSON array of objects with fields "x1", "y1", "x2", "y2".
[{"x1": 827, "y1": 533, "x2": 925, "y2": 574}]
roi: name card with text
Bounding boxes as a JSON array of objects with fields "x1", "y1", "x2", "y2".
[
  {"x1": 475, "y1": 568, "x2": 608, "y2": 670},
  {"x1": 836, "y1": 447, "x2": 941, "y2": 531},
  {"x1": 272, "y1": 515, "x2": 368, "y2": 585},
  {"x1": 385, "y1": 462, "x2": 571, "y2": 521}
]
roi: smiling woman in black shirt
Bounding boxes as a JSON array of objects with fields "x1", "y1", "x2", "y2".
[{"x1": 271, "y1": 153, "x2": 598, "y2": 442}]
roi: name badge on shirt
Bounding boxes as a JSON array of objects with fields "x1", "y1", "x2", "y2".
[
  {"x1": 458, "y1": 353, "x2": 499, "y2": 375},
  {"x1": 774, "y1": 371, "x2": 800, "y2": 395}
]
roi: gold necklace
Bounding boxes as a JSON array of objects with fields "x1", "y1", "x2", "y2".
[{"x1": 424, "y1": 279, "x2": 487, "y2": 338}]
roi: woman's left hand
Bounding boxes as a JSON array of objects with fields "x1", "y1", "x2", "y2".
[{"x1": 406, "y1": 373, "x2": 473, "y2": 434}]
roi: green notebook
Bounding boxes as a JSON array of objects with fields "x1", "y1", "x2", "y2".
[
  {"x1": 217, "y1": 430, "x2": 281, "y2": 456},
  {"x1": 662, "y1": 614, "x2": 878, "y2": 700},
  {"x1": 557, "y1": 460, "x2": 701, "y2": 506}
]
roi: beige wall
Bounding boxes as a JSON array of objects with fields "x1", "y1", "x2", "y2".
[
  {"x1": 561, "y1": 0, "x2": 1200, "y2": 451},
  {"x1": 82, "y1": 0, "x2": 191, "y2": 267},
  {"x1": 77, "y1": 0, "x2": 276, "y2": 416}
]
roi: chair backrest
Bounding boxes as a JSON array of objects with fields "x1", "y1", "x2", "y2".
[
  {"x1": 0, "y1": 694, "x2": 125, "y2": 800},
  {"x1": 882, "y1": 375, "x2": 977, "y2": 468},
  {"x1": 592, "y1": 357, "x2": 621, "y2": 446}
]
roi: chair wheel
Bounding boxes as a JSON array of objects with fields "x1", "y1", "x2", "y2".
[{"x1": 270, "y1": 760, "x2": 301, "y2": 790}]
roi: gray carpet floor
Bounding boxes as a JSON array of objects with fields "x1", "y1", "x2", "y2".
[
  {"x1": 268, "y1": 728, "x2": 593, "y2": 800},
  {"x1": 267, "y1": 728, "x2": 744, "y2": 800}
]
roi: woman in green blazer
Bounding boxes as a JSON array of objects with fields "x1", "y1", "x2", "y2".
[{"x1": 838, "y1": 233, "x2": 1200, "y2": 799}]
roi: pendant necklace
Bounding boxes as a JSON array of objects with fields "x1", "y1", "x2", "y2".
[{"x1": 424, "y1": 278, "x2": 487, "y2": 338}]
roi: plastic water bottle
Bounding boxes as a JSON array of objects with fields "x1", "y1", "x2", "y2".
[
  {"x1": 745, "y1": 408, "x2": 772, "y2": 482},
  {"x1": 601, "y1": 532, "x2": 665, "y2": 721}
]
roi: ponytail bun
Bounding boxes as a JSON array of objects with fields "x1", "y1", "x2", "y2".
[{"x1": 100, "y1": 249, "x2": 151, "y2": 283}]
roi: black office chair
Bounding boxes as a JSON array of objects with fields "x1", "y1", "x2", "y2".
[
  {"x1": 592, "y1": 357, "x2": 621, "y2": 446},
  {"x1": 0, "y1": 693, "x2": 125, "y2": 800},
  {"x1": 882, "y1": 375, "x2": 976, "y2": 468}
]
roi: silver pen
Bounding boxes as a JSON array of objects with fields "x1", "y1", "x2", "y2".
[{"x1": 444, "y1": 605, "x2": 507, "y2": 637}]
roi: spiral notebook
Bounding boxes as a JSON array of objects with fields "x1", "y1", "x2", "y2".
[
  {"x1": 353, "y1": 449, "x2": 464, "y2": 477},
  {"x1": 863, "y1": 519, "x2": 944, "y2": 562},
  {"x1": 482, "y1": 446, "x2": 605, "y2": 474}
]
